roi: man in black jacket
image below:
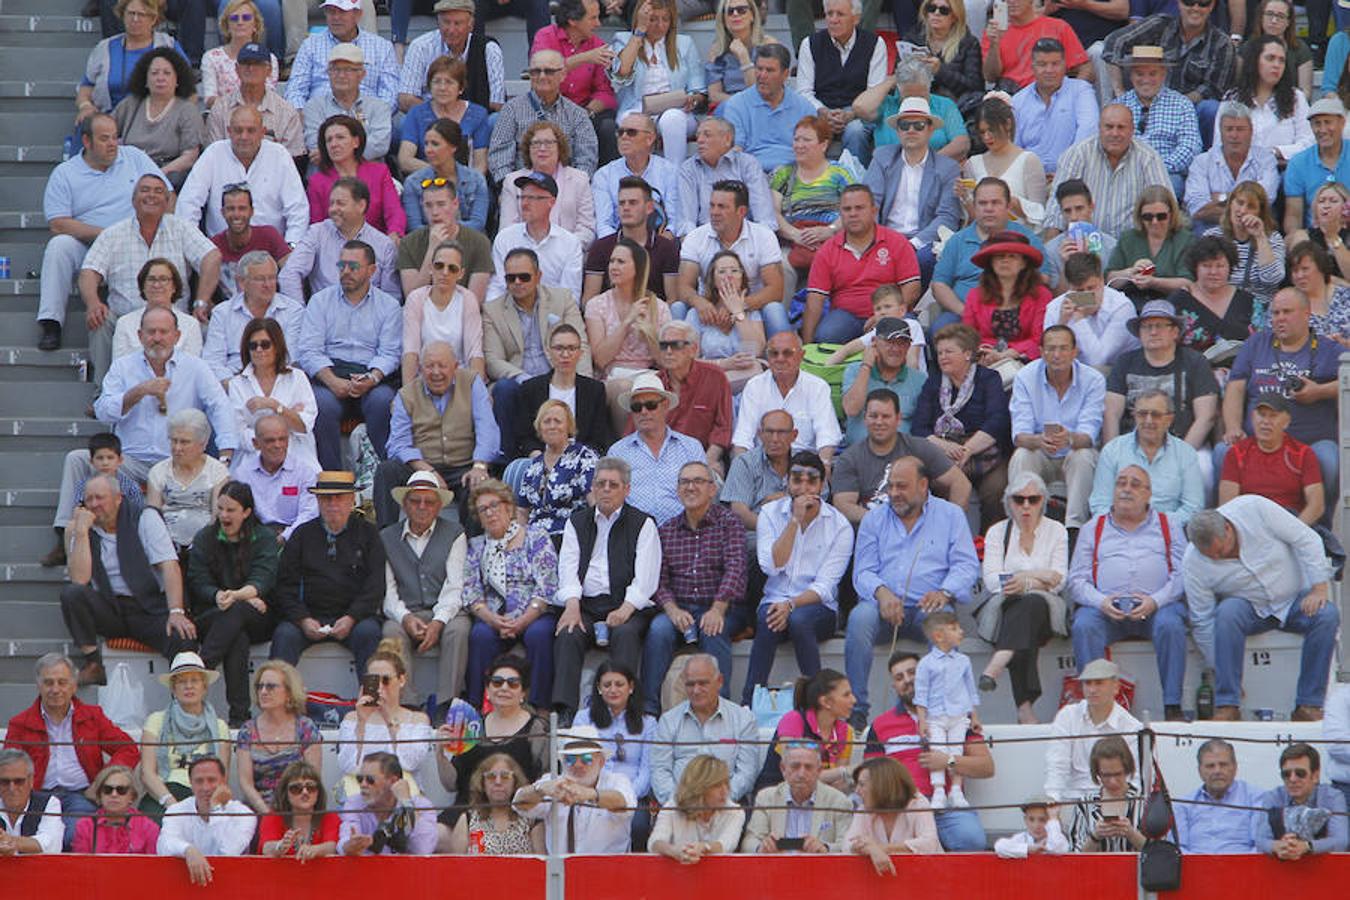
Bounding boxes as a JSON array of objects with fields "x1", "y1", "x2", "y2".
[{"x1": 271, "y1": 470, "x2": 386, "y2": 688}]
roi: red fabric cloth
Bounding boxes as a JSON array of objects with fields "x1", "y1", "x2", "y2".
[
  {"x1": 305, "y1": 160, "x2": 409, "y2": 235},
  {"x1": 71, "y1": 809, "x2": 161, "y2": 854},
  {"x1": 806, "y1": 226, "x2": 920, "y2": 319},
  {"x1": 961, "y1": 284, "x2": 1052, "y2": 360},
  {"x1": 530, "y1": 25, "x2": 618, "y2": 111},
  {"x1": 979, "y1": 16, "x2": 1088, "y2": 87},
  {"x1": 210, "y1": 224, "x2": 291, "y2": 269},
  {"x1": 625, "y1": 360, "x2": 734, "y2": 450},
  {"x1": 5, "y1": 697, "x2": 139, "y2": 788},
  {"x1": 257, "y1": 811, "x2": 343, "y2": 853},
  {"x1": 1219, "y1": 434, "x2": 1322, "y2": 513}
]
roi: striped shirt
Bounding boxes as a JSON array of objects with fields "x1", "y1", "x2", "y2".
[
  {"x1": 284, "y1": 29, "x2": 401, "y2": 108},
  {"x1": 1043, "y1": 137, "x2": 1171, "y2": 237},
  {"x1": 1202, "y1": 226, "x2": 1286, "y2": 301},
  {"x1": 487, "y1": 91, "x2": 599, "y2": 183},
  {"x1": 81, "y1": 214, "x2": 217, "y2": 317}
]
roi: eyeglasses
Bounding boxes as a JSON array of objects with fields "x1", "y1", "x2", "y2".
[
  {"x1": 257, "y1": 681, "x2": 284, "y2": 692},
  {"x1": 1263, "y1": 8, "x2": 1289, "y2": 18},
  {"x1": 563, "y1": 753, "x2": 596, "y2": 766},
  {"x1": 420, "y1": 176, "x2": 450, "y2": 189},
  {"x1": 896, "y1": 120, "x2": 928, "y2": 132},
  {"x1": 287, "y1": 781, "x2": 320, "y2": 796},
  {"x1": 527, "y1": 66, "x2": 563, "y2": 76},
  {"x1": 432, "y1": 261, "x2": 462, "y2": 273},
  {"x1": 724, "y1": 4, "x2": 751, "y2": 14},
  {"x1": 247, "y1": 339, "x2": 273, "y2": 351},
  {"x1": 489, "y1": 675, "x2": 523, "y2": 688},
  {"x1": 0, "y1": 777, "x2": 30, "y2": 787},
  {"x1": 228, "y1": 11, "x2": 255, "y2": 21},
  {"x1": 335, "y1": 260, "x2": 364, "y2": 271},
  {"x1": 1011, "y1": 494, "x2": 1043, "y2": 505},
  {"x1": 658, "y1": 339, "x2": 690, "y2": 351},
  {"x1": 483, "y1": 770, "x2": 515, "y2": 782},
  {"x1": 367, "y1": 673, "x2": 394, "y2": 684},
  {"x1": 529, "y1": 138, "x2": 558, "y2": 147},
  {"x1": 926, "y1": 3, "x2": 952, "y2": 12},
  {"x1": 630, "y1": 400, "x2": 663, "y2": 412},
  {"x1": 1140, "y1": 212, "x2": 1169, "y2": 222},
  {"x1": 145, "y1": 274, "x2": 174, "y2": 284},
  {"x1": 1282, "y1": 767, "x2": 1310, "y2": 780},
  {"x1": 123, "y1": 8, "x2": 154, "y2": 18},
  {"x1": 1133, "y1": 409, "x2": 1172, "y2": 419},
  {"x1": 617, "y1": 127, "x2": 650, "y2": 137},
  {"x1": 678, "y1": 477, "x2": 714, "y2": 488},
  {"x1": 592, "y1": 479, "x2": 624, "y2": 490},
  {"x1": 550, "y1": 343, "x2": 580, "y2": 354},
  {"x1": 100, "y1": 783, "x2": 133, "y2": 796},
  {"x1": 476, "y1": 499, "x2": 505, "y2": 517},
  {"x1": 504, "y1": 272, "x2": 534, "y2": 283},
  {"x1": 355, "y1": 774, "x2": 379, "y2": 785}
]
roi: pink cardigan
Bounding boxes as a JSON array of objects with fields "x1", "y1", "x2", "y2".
[
  {"x1": 961, "y1": 284, "x2": 1052, "y2": 360},
  {"x1": 72, "y1": 809, "x2": 161, "y2": 854},
  {"x1": 403, "y1": 284, "x2": 484, "y2": 363},
  {"x1": 306, "y1": 160, "x2": 408, "y2": 236}
]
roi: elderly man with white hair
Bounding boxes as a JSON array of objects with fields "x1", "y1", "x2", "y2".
[
  {"x1": 677, "y1": 117, "x2": 775, "y2": 231},
  {"x1": 0, "y1": 749, "x2": 63, "y2": 855},
  {"x1": 644, "y1": 320, "x2": 734, "y2": 475},
  {"x1": 795, "y1": 0, "x2": 888, "y2": 165},
  {"x1": 1183, "y1": 101, "x2": 1280, "y2": 227},
  {"x1": 201, "y1": 251, "x2": 305, "y2": 384},
  {"x1": 513, "y1": 725, "x2": 636, "y2": 853}
]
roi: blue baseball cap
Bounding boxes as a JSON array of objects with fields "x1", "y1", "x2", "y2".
[{"x1": 237, "y1": 42, "x2": 270, "y2": 64}]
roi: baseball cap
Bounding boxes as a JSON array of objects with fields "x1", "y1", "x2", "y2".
[
  {"x1": 875, "y1": 317, "x2": 913, "y2": 342},
  {"x1": 236, "y1": 42, "x2": 270, "y2": 64},
  {"x1": 514, "y1": 171, "x2": 559, "y2": 197},
  {"x1": 328, "y1": 42, "x2": 364, "y2": 65}
]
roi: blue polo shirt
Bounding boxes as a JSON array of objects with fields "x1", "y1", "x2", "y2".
[
  {"x1": 1283, "y1": 142, "x2": 1350, "y2": 225},
  {"x1": 42, "y1": 146, "x2": 167, "y2": 227},
  {"x1": 717, "y1": 86, "x2": 819, "y2": 173},
  {"x1": 931, "y1": 221, "x2": 1053, "y2": 303}
]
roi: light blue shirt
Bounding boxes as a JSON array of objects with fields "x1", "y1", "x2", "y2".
[
  {"x1": 200, "y1": 292, "x2": 306, "y2": 381},
  {"x1": 677, "y1": 150, "x2": 776, "y2": 231},
  {"x1": 284, "y1": 28, "x2": 401, "y2": 107},
  {"x1": 607, "y1": 428, "x2": 707, "y2": 523},
  {"x1": 43, "y1": 145, "x2": 166, "y2": 226},
  {"x1": 593, "y1": 154, "x2": 687, "y2": 238},
  {"x1": 386, "y1": 377, "x2": 500, "y2": 464},
  {"x1": 1068, "y1": 508, "x2": 1186, "y2": 611},
  {"x1": 1009, "y1": 359, "x2": 1106, "y2": 454},
  {"x1": 296, "y1": 284, "x2": 403, "y2": 379},
  {"x1": 1284, "y1": 141, "x2": 1350, "y2": 225},
  {"x1": 1088, "y1": 432, "x2": 1203, "y2": 527},
  {"x1": 1182, "y1": 144, "x2": 1280, "y2": 218},
  {"x1": 1253, "y1": 783, "x2": 1349, "y2": 854},
  {"x1": 95, "y1": 351, "x2": 238, "y2": 462},
  {"x1": 840, "y1": 362, "x2": 923, "y2": 446},
  {"x1": 932, "y1": 220, "x2": 1051, "y2": 303},
  {"x1": 650, "y1": 697, "x2": 759, "y2": 804},
  {"x1": 716, "y1": 86, "x2": 819, "y2": 173},
  {"x1": 852, "y1": 494, "x2": 979, "y2": 607},
  {"x1": 913, "y1": 647, "x2": 978, "y2": 717},
  {"x1": 278, "y1": 220, "x2": 401, "y2": 301},
  {"x1": 1010, "y1": 78, "x2": 1099, "y2": 174},
  {"x1": 1175, "y1": 780, "x2": 1259, "y2": 853},
  {"x1": 1184, "y1": 494, "x2": 1331, "y2": 670},
  {"x1": 571, "y1": 706, "x2": 657, "y2": 800},
  {"x1": 756, "y1": 495, "x2": 854, "y2": 611}
]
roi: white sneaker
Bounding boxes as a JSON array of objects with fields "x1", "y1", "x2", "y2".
[
  {"x1": 930, "y1": 788, "x2": 948, "y2": 809},
  {"x1": 949, "y1": 788, "x2": 970, "y2": 808}
]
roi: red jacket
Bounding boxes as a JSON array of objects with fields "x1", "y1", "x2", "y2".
[
  {"x1": 5, "y1": 697, "x2": 139, "y2": 787},
  {"x1": 961, "y1": 284, "x2": 1052, "y2": 361}
]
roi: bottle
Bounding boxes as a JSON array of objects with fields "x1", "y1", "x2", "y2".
[{"x1": 1196, "y1": 671, "x2": 1215, "y2": 721}]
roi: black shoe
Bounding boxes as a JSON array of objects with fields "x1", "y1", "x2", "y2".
[
  {"x1": 37, "y1": 320, "x2": 61, "y2": 351},
  {"x1": 77, "y1": 661, "x2": 107, "y2": 687},
  {"x1": 80, "y1": 0, "x2": 99, "y2": 16},
  {"x1": 979, "y1": 674, "x2": 997, "y2": 693}
]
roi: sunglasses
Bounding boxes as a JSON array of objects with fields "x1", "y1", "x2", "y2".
[
  {"x1": 504, "y1": 272, "x2": 534, "y2": 283},
  {"x1": 355, "y1": 774, "x2": 379, "y2": 785},
  {"x1": 725, "y1": 3, "x2": 751, "y2": 13},
  {"x1": 0, "y1": 777, "x2": 30, "y2": 787},
  {"x1": 100, "y1": 783, "x2": 133, "y2": 796},
  {"x1": 489, "y1": 675, "x2": 523, "y2": 688},
  {"x1": 527, "y1": 67, "x2": 563, "y2": 76},
  {"x1": 926, "y1": 3, "x2": 952, "y2": 12},
  {"x1": 658, "y1": 339, "x2": 690, "y2": 351},
  {"x1": 368, "y1": 673, "x2": 394, "y2": 684},
  {"x1": 1140, "y1": 212, "x2": 1170, "y2": 222},
  {"x1": 432, "y1": 261, "x2": 462, "y2": 273},
  {"x1": 335, "y1": 260, "x2": 364, "y2": 271},
  {"x1": 1011, "y1": 494, "x2": 1043, "y2": 505},
  {"x1": 1282, "y1": 767, "x2": 1310, "y2": 779},
  {"x1": 896, "y1": 119, "x2": 928, "y2": 132},
  {"x1": 630, "y1": 400, "x2": 663, "y2": 412},
  {"x1": 617, "y1": 127, "x2": 651, "y2": 137},
  {"x1": 247, "y1": 339, "x2": 273, "y2": 351},
  {"x1": 287, "y1": 781, "x2": 320, "y2": 796},
  {"x1": 563, "y1": 753, "x2": 596, "y2": 766},
  {"x1": 257, "y1": 681, "x2": 285, "y2": 692},
  {"x1": 1178, "y1": 0, "x2": 1213, "y2": 6},
  {"x1": 420, "y1": 176, "x2": 450, "y2": 189},
  {"x1": 484, "y1": 770, "x2": 515, "y2": 782},
  {"x1": 228, "y1": 11, "x2": 254, "y2": 20}
]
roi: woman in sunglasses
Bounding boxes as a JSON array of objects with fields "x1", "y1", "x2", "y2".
[
  {"x1": 259, "y1": 761, "x2": 340, "y2": 858},
  {"x1": 440, "y1": 753, "x2": 544, "y2": 854},
  {"x1": 975, "y1": 471, "x2": 1067, "y2": 724},
  {"x1": 706, "y1": 0, "x2": 779, "y2": 106},
  {"x1": 400, "y1": 241, "x2": 486, "y2": 386},
  {"x1": 201, "y1": 0, "x2": 278, "y2": 106},
  {"x1": 72, "y1": 765, "x2": 160, "y2": 853},
  {"x1": 572, "y1": 662, "x2": 656, "y2": 844},
  {"x1": 226, "y1": 316, "x2": 318, "y2": 468},
  {"x1": 337, "y1": 639, "x2": 435, "y2": 799},
  {"x1": 235, "y1": 661, "x2": 323, "y2": 814},
  {"x1": 1105, "y1": 186, "x2": 1194, "y2": 305},
  {"x1": 900, "y1": 0, "x2": 983, "y2": 116}
]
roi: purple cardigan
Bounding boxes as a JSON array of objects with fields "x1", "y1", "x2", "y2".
[{"x1": 306, "y1": 160, "x2": 408, "y2": 236}]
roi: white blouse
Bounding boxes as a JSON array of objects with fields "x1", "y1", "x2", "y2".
[
  {"x1": 146, "y1": 455, "x2": 231, "y2": 547},
  {"x1": 980, "y1": 515, "x2": 1069, "y2": 595},
  {"x1": 649, "y1": 804, "x2": 746, "y2": 851},
  {"x1": 226, "y1": 364, "x2": 319, "y2": 468},
  {"x1": 1214, "y1": 90, "x2": 1313, "y2": 160}
]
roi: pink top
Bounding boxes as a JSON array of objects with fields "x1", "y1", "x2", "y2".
[
  {"x1": 530, "y1": 25, "x2": 617, "y2": 111},
  {"x1": 584, "y1": 289, "x2": 671, "y2": 375},
  {"x1": 499, "y1": 165, "x2": 596, "y2": 249},
  {"x1": 845, "y1": 797, "x2": 943, "y2": 855},
  {"x1": 960, "y1": 284, "x2": 1052, "y2": 361},
  {"x1": 403, "y1": 284, "x2": 484, "y2": 363},
  {"x1": 201, "y1": 45, "x2": 278, "y2": 101},
  {"x1": 72, "y1": 809, "x2": 161, "y2": 854},
  {"x1": 306, "y1": 160, "x2": 409, "y2": 236}
]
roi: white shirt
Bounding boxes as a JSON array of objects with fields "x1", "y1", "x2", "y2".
[
  {"x1": 756, "y1": 496, "x2": 855, "y2": 611},
  {"x1": 994, "y1": 820, "x2": 1070, "y2": 858},
  {"x1": 557, "y1": 507, "x2": 662, "y2": 609},
  {"x1": 112, "y1": 308, "x2": 203, "y2": 361},
  {"x1": 488, "y1": 222, "x2": 584, "y2": 302},
  {"x1": 226, "y1": 364, "x2": 319, "y2": 468},
  {"x1": 176, "y1": 139, "x2": 309, "y2": 244},
  {"x1": 549, "y1": 383, "x2": 577, "y2": 414},
  {"x1": 1210, "y1": 89, "x2": 1313, "y2": 161},
  {"x1": 383, "y1": 527, "x2": 468, "y2": 624},
  {"x1": 795, "y1": 30, "x2": 888, "y2": 111},
  {"x1": 886, "y1": 149, "x2": 928, "y2": 235},
  {"x1": 980, "y1": 515, "x2": 1068, "y2": 595},
  {"x1": 732, "y1": 369, "x2": 842, "y2": 453},
  {"x1": 0, "y1": 795, "x2": 63, "y2": 854},
  {"x1": 156, "y1": 797, "x2": 256, "y2": 857},
  {"x1": 1044, "y1": 700, "x2": 1142, "y2": 801},
  {"x1": 517, "y1": 769, "x2": 636, "y2": 854},
  {"x1": 41, "y1": 704, "x2": 90, "y2": 790},
  {"x1": 680, "y1": 219, "x2": 783, "y2": 296},
  {"x1": 1040, "y1": 285, "x2": 1139, "y2": 368}
]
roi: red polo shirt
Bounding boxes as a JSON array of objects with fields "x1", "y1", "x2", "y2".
[
  {"x1": 806, "y1": 225, "x2": 920, "y2": 319},
  {"x1": 624, "y1": 360, "x2": 734, "y2": 450}
]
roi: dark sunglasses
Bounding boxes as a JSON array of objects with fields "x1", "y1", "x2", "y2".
[
  {"x1": 247, "y1": 339, "x2": 273, "y2": 351},
  {"x1": 287, "y1": 781, "x2": 320, "y2": 796},
  {"x1": 1140, "y1": 212, "x2": 1170, "y2": 222},
  {"x1": 630, "y1": 400, "x2": 663, "y2": 412},
  {"x1": 724, "y1": 3, "x2": 752, "y2": 13},
  {"x1": 432, "y1": 261, "x2": 462, "y2": 273},
  {"x1": 100, "y1": 783, "x2": 133, "y2": 796},
  {"x1": 896, "y1": 120, "x2": 928, "y2": 132},
  {"x1": 489, "y1": 675, "x2": 523, "y2": 688},
  {"x1": 1011, "y1": 494, "x2": 1043, "y2": 505},
  {"x1": 504, "y1": 272, "x2": 534, "y2": 283},
  {"x1": 617, "y1": 127, "x2": 650, "y2": 137},
  {"x1": 527, "y1": 66, "x2": 563, "y2": 76},
  {"x1": 1178, "y1": 0, "x2": 1213, "y2": 6},
  {"x1": 658, "y1": 339, "x2": 690, "y2": 351},
  {"x1": 563, "y1": 753, "x2": 596, "y2": 766},
  {"x1": 355, "y1": 774, "x2": 379, "y2": 785},
  {"x1": 228, "y1": 11, "x2": 254, "y2": 20},
  {"x1": 926, "y1": 3, "x2": 952, "y2": 12},
  {"x1": 1282, "y1": 767, "x2": 1310, "y2": 779},
  {"x1": 335, "y1": 260, "x2": 364, "y2": 271},
  {"x1": 0, "y1": 777, "x2": 30, "y2": 787}
]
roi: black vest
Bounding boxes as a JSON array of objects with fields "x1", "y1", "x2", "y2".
[
  {"x1": 380, "y1": 518, "x2": 464, "y2": 614},
  {"x1": 0, "y1": 793, "x2": 46, "y2": 837},
  {"x1": 461, "y1": 35, "x2": 497, "y2": 111},
  {"x1": 90, "y1": 503, "x2": 165, "y2": 614},
  {"x1": 809, "y1": 28, "x2": 880, "y2": 111},
  {"x1": 570, "y1": 503, "x2": 650, "y2": 599}
]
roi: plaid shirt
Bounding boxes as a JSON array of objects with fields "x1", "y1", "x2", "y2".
[
  {"x1": 653, "y1": 502, "x2": 748, "y2": 610},
  {"x1": 81, "y1": 214, "x2": 217, "y2": 316},
  {"x1": 1101, "y1": 15, "x2": 1236, "y2": 102},
  {"x1": 487, "y1": 90, "x2": 598, "y2": 182},
  {"x1": 1118, "y1": 87, "x2": 1201, "y2": 176}
]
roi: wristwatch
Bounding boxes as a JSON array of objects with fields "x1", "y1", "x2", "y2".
[
  {"x1": 939, "y1": 589, "x2": 957, "y2": 604},
  {"x1": 946, "y1": 755, "x2": 957, "y2": 770},
  {"x1": 732, "y1": 311, "x2": 746, "y2": 323}
]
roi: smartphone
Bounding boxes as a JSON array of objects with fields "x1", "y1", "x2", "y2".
[
  {"x1": 776, "y1": 837, "x2": 806, "y2": 851},
  {"x1": 1137, "y1": 262, "x2": 1156, "y2": 277},
  {"x1": 993, "y1": 0, "x2": 1008, "y2": 29},
  {"x1": 1044, "y1": 423, "x2": 1065, "y2": 436},
  {"x1": 360, "y1": 673, "x2": 381, "y2": 699},
  {"x1": 1068, "y1": 290, "x2": 1098, "y2": 313}
]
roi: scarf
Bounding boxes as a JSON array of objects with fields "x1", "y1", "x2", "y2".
[
  {"x1": 481, "y1": 521, "x2": 522, "y2": 612},
  {"x1": 157, "y1": 697, "x2": 222, "y2": 776},
  {"x1": 934, "y1": 365, "x2": 977, "y2": 439}
]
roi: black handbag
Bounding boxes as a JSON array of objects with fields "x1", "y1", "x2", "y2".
[{"x1": 1138, "y1": 733, "x2": 1182, "y2": 892}]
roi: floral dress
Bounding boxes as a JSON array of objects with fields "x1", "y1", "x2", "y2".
[
  {"x1": 462, "y1": 526, "x2": 559, "y2": 618},
  {"x1": 517, "y1": 441, "x2": 598, "y2": 537},
  {"x1": 1311, "y1": 284, "x2": 1350, "y2": 342},
  {"x1": 465, "y1": 809, "x2": 537, "y2": 855},
  {"x1": 235, "y1": 716, "x2": 322, "y2": 808}
]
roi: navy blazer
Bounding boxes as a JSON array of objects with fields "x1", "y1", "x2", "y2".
[{"x1": 910, "y1": 364, "x2": 1013, "y2": 457}]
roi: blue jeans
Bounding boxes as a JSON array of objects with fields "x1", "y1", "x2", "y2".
[
  {"x1": 841, "y1": 118, "x2": 876, "y2": 168},
  {"x1": 1071, "y1": 602, "x2": 1188, "y2": 705},
  {"x1": 388, "y1": 0, "x2": 432, "y2": 44},
  {"x1": 466, "y1": 614, "x2": 556, "y2": 708},
  {"x1": 741, "y1": 603, "x2": 837, "y2": 705},
  {"x1": 813, "y1": 307, "x2": 867, "y2": 344},
  {"x1": 915, "y1": 244, "x2": 936, "y2": 292},
  {"x1": 936, "y1": 808, "x2": 987, "y2": 851},
  {"x1": 37, "y1": 787, "x2": 97, "y2": 850},
  {"x1": 490, "y1": 375, "x2": 522, "y2": 463},
  {"x1": 845, "y1": 602, "x2": 937, "y2": 720},
  {"x1": 1197, "y1": 100, "x2": 1219, "y2": 151},
  {"x1": 312, "y1": 380, "x2": 397, "y2": 471},
  {"x1": 217, "y1": 0, "x2": 284, "y2": 57},
  {"x1": 1213, "y1": 591, "x2": 1340, "y2": 708},
  {"x1": 642, "y1": 603, "x2": 752, "y2": 715},
  {"x1": 269, "y1": 617, "x2": 382, "y2": 691}
]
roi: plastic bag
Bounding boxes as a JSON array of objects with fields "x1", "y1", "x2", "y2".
[{"x1": 98, "y1": 662, "x2": 146, "y2": 731}]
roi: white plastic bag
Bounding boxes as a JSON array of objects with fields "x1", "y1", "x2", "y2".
[{"x1": 98, "y1": 662, "x2": 146, "y2": 731}]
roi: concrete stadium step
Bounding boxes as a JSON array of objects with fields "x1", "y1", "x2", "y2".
[
  {"x1": 0, "y1": 345, "x2": 87, "y2": 381},
  {"x1": 0, "y1": 144, "x2": 64, "y2": 163},
  {"x1": 0, "y1": 175, "x2": 55, "y2": 210},
  {"x1": 0, "y1": 311, "x2": 90, "y2": 344},
  {"x1": 1, "y1": 600, "x2": 68, "y2": 639},
  {"x1": 0, "y1": 381, "x2": 93, "y2": 415},
  {"x1": 0, "y1": 80, "x2": 74, "y2": 101},
  {"x1": 0, "y1": 417, "x2": 106, "y2": 453},
  {"x1": 0, "y1": 564, "x2": 67, "y2": 605},
  {"x1": 0, "y1": 45, "x2": 91, "y2": 81},
  {"x1": 0, "y1": 450, "x2": 75, "y2": 485},
  {"x1": 0, "y1": 13, "x2": 99, "y2": 34},
  {"x1": 0, "y1": 108, "x2": 75, "y2": 146},
  {"x1": 0, "y1": 523, "x2": 69, "y2": 558}
]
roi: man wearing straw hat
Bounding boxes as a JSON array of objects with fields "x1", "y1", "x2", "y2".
[
  {"x1": 1100, "y1": 0, "x2": 1236, "y2": 118},
  {"x1": 271, "y1": 470, "x2": 386, "y2": 689},
  {"x1": 1116, "y1": 46, "x2": 1199, "y2": 198}
]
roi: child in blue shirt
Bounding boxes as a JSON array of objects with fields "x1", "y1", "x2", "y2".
[{"x1": 914, "y1": 610, "x2": 979, "y2": 809}]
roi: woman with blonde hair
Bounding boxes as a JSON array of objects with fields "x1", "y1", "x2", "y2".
[
  {"x1": 706, "y1": 0, "x2": 779, "y2": 105},
  {"x1": 1202, "y1": 180, "x2": 1285, "y2": 301},
  {"x1": 1288, "y1": 181, "x2": 1350, "y2": 280},
  {"x1": 1106, "y1": 186, "x2": 1194, "y2": 303},
  {"x1": 336, "y1": 638, "x2": 435, "y2": 794},
  {"x1": 201, "y1": 0, "x2": 278, "y2": 106},
  {"x1": 650, "y1": 754, "x2": 744, "y2": 863},
  {"x1": 846, "y1": 756, "x2": 942, "y2": 874},
  {"x1": 518, "y1": 400, "x2": 600, "y2": 541},
  {"x1": 440, "y1": 753, "x2": 545, "y2": 854},
  {"x1": 901, "y1": 0, "x2": 983, "y2": 115},
  {"x1": 235, "y1": 660, "x2": 323, "y2": 813},
  {"x1": 611, "y1": 0, "x2": 706, "y2": 165},
  {"x1": 73, "y1": 765, "x2": 159, "y2": 853}
]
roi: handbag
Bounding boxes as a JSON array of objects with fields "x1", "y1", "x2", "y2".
[
  {"x1": 786, "y1": 217, "x2": 832, "y2": 271},
  {"x1": 751, "y1": 683, "x2": 795, "y2": 732},
  {"x1": 1138, "y1": 736, "x2": 1183, "y2": 892}
]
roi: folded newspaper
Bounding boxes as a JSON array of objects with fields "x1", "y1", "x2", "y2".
[{"x1": 1203, "y1": 338, "x2": 1244, "y2": 365}]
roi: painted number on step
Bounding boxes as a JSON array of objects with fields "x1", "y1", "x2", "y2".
[
  {"x1": 1250, "y1": 651, "x2": 1272, "y2": 666},
  {"x1": 1056, "y1": 655, "x2": 1076, "y2": 670}
]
